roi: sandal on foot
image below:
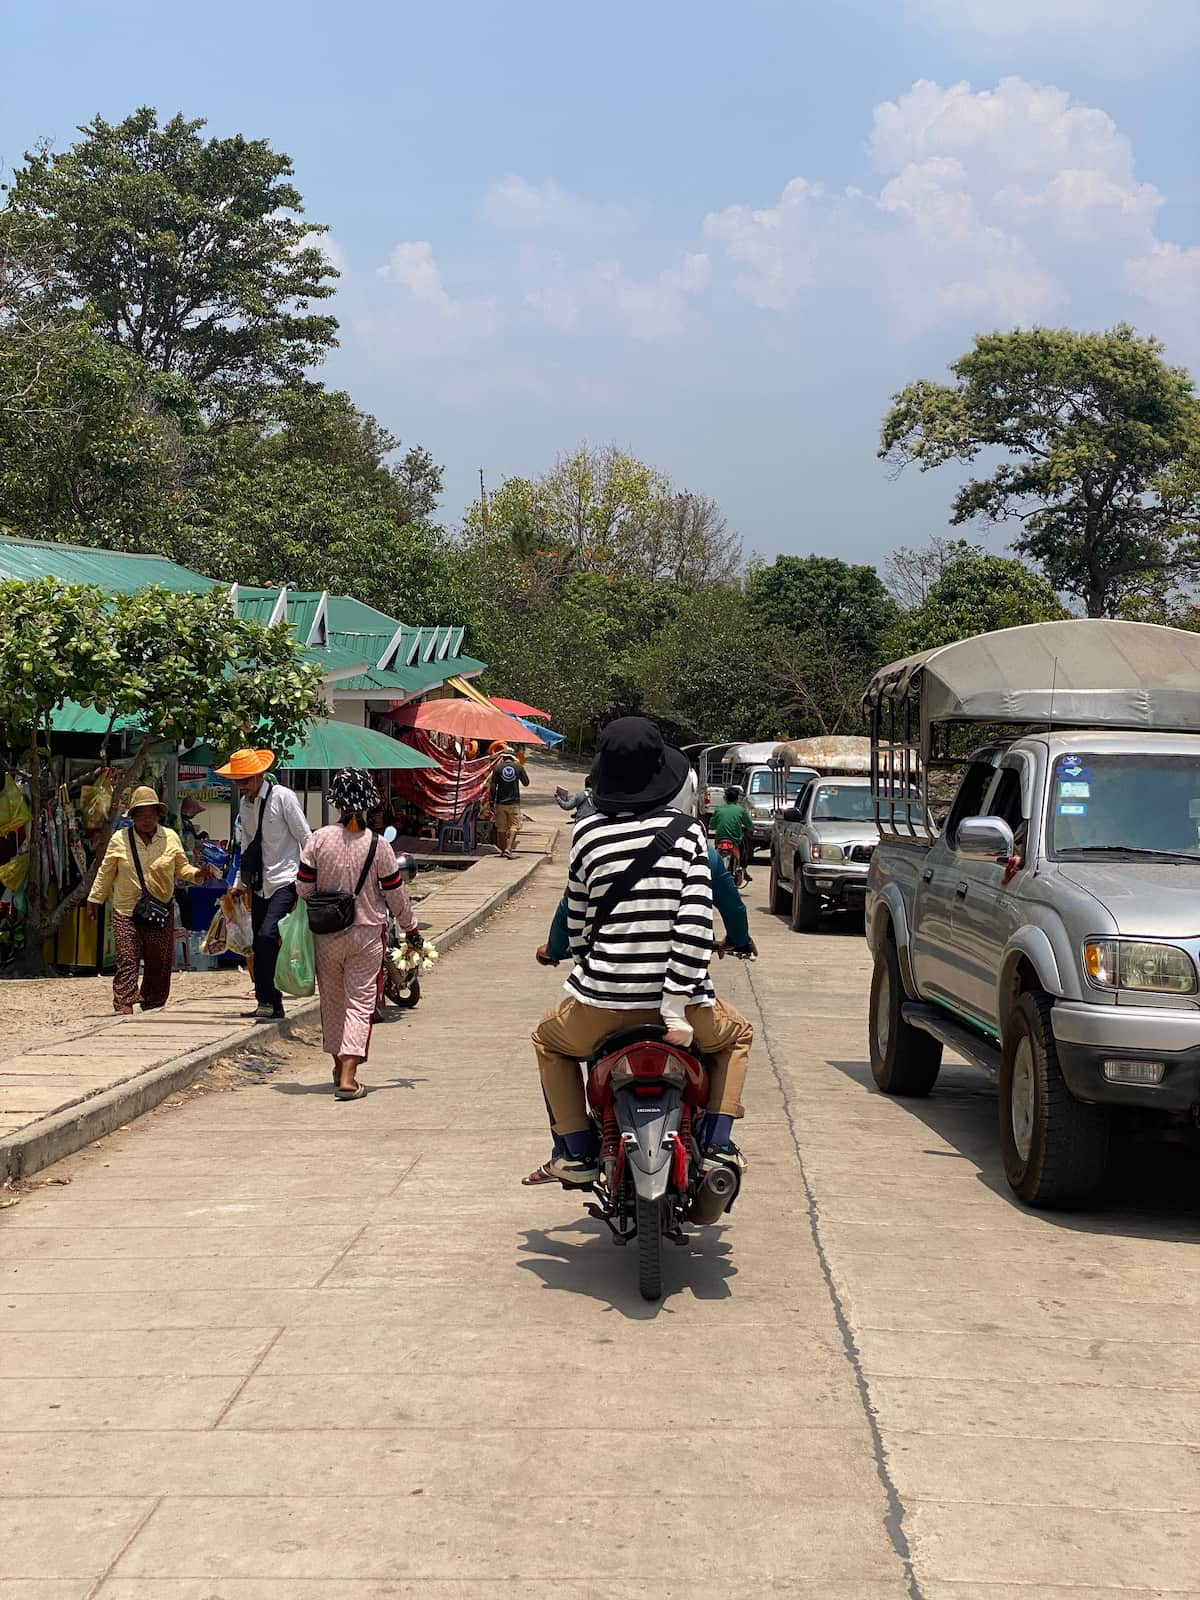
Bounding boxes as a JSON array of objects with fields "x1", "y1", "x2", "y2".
[
  {"x1": 334, "y1": 1083, "x2": 367, "y2": 1101},
  {"x1": 521, "y1": 1162, "x2": 563, "y2": 1187}
]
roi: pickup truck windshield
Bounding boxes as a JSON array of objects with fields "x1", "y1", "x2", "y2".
[
  {"x1": 1049, "y1": 753, "x2": 1200, "y2": 860},
  {"x1": 811, "y1": 785, "x2": 874, "y2": 822},
  {"x1": 748, "y1": 771, "x2": 809, "y2": 797}
]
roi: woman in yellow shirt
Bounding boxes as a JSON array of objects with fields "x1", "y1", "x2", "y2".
[{"x1": 88, "y1": 786, "x2": 211, "y2": 1014}]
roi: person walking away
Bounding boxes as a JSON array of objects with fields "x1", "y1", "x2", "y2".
[
  {"x1": 297, "y1": 769, "x2": 424, "y2": 1100},
  {"x1": 216, "y1": 748, "x2": 311, "y2": 1022},
  {"x1": 530, "y1": 717, "x2": 754, "y2": 1186},
  {"x1": 711, "y1": 785, "x2": 756, "y2": 882},
  {"x1": 87, "y1": 786, "x2": 212, "y2": 1014},
  {"x1": 489, "y1": 741, "x2": 529, "y2": 858}
]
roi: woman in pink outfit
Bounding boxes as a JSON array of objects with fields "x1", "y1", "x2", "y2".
[{"x1": 297, "y1": 769, "x2": 424, "y2": 1100}]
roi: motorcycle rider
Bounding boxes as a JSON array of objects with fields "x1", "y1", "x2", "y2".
[
  {"x1": 711, "y1": 784, "x2": 755, "y2": 882},
  {"x1": 529, "y1": 717, "x2": 754, "y2": 1187}
]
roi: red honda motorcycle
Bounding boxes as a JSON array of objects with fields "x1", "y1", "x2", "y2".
[{"x1": 583, "y1": 1024, "x2": 741, "y2": 1300}]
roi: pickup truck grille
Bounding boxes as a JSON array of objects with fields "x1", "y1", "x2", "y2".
[{"x1": 849, "y1": 842, "x2": 876, "y2": 864}]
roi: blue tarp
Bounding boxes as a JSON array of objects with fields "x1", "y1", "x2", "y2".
[{"x1": 518, "y1": 717, "x2": 564, "y2": 747}]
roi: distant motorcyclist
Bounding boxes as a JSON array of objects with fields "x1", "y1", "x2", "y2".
[
  {"x1": 527, "y1": 718, "x2": 754, "y2": 1187},
  {"x1": 711, "y1": 785, "x2": 755, "y2": 882}
]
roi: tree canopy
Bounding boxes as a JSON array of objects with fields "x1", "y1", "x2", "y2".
[
  {"x1": 881, "y1": 326, "x2": 1200, "y2": 618},
  {"x1": 882, "y1": 542, "x2": 1067, "y2": 658},
  {"x1": 2, "y1": 108, "x2": 339, "y2": 410}
]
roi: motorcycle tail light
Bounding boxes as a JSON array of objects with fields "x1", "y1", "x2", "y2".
[{"x1": 611, "y1": 1048, "x2": 687, "y2": 1087}]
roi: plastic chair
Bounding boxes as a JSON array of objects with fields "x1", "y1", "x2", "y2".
[
  {"x1": 437, "y1": 811, "x2": 470, "y2": 854},
  {"x1": 173, "y1": 924, "x2": 191, "y2": 971}
]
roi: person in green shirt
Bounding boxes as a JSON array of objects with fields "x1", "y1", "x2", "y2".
[{"x1": 711, "y1": 786, "x2": 755, "y2": 881}]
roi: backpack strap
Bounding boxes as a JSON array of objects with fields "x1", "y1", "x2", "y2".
[
  {"x1": 583, "y1": 814, "x2": 697, "y2": 955},
  {"x1": 353, "y1": 832, "x2": 379, "y2": 897}
]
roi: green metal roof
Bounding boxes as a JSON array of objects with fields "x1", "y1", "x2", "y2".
[
  {"x1": 332, "y1": 655, "x2": 486, "y2": 698},
  {"x1": 0, "y1": 535, "x2": 222, "y2": 595}
]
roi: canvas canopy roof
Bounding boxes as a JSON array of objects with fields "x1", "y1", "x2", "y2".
[
  {"x1": 772, "y1": 736, "x2": 871, "y2": 773},
  {"x1": 864, "y1": 619, "x2": 1200, "y2": 758}
]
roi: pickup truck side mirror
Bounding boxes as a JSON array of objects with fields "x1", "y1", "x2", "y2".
[
  {"x1": 956, "y1": 815, "x2": 1015, "y2": 862},
  {"x1": 780, "y1": 806, "x2": 803, "y2": 821}
]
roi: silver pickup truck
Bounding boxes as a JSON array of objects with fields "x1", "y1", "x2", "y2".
[
  {"x1": 864, "y1": 619, "x2": 1200, "y2": 1210},
  {"x1": 769, "y1": 775, "x2": 875, "y2": 930}
]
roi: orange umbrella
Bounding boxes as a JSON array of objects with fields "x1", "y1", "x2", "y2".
[{"x1": 388, "y1": 699, "x2": 548, "y2": 746}]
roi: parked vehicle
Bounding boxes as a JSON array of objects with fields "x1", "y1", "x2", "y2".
[
  {"x1": 581, "y1": 1024, "x2": 742, "y2": 1300},
  {"x1": 863, "y1": 619, "x2": 1200, "y2": 1209},
  {"x1": 714, "y1": 741, "x2": 802, "y2": 851},
  {"x1": 695, "y1": 742, "x2": 741, "y2": 822},
  {"x1": 770, "y1": 775, "x2": 876, "y2": 931}
]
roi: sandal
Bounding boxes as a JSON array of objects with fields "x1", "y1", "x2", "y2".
[
  {"x1": 521, "y1": 1161, "x2": 562, "y2": 1186},
  {"x1": 334, "y1": 1083, "x2": 367, "y2": 1101}
]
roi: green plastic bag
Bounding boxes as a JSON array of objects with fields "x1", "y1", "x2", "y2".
[{"x1": 275, "y1": 905, "x2": 316, "y2": 997}]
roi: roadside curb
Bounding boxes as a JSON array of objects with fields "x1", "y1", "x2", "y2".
[{"x1": 0, "y1": 845, "x2": 553, "y2": 1184}]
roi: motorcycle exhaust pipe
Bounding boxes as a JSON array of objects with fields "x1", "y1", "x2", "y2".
[{"x1": 690, "y1": 1162, "x2": 738, "y2": 1225}]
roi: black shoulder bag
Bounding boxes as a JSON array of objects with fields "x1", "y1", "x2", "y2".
[
  {"x1": 583, "y1": 814, "x2": 696, "y2": 955},
  {"x1": 305, "y1": 832, "x2": 379, "y2": 936},
  {"x1": 128, "y1": 833, "x2": 174, "y2": 931},
  {"x1": 239, "y1": 792, "x2": 269, "y2": 894}
]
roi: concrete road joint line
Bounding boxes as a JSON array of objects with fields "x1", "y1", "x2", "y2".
[
  {"x1": 744, "y1": 960, "x2": 927, "y2": 1600},
  {"x1": 84, "y1": 1492, "x2": 164, "y2": 1599},
  {"x1": 209, "y1": 1326, "x2": 285, "y2": 1431}
]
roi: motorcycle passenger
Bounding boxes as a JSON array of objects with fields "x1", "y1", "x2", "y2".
[
  {"x1": 529, "y1": 717, "x2": 754, "y2": 1187},
  {"x1": 711, "y1": 785, "x2": 755, "y2": 882}
]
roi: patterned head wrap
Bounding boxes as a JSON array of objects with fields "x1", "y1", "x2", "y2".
[{"x1": 329, "y1": 768, "x2": 381, "y2": 818}]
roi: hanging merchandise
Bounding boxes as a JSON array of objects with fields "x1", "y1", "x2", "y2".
[
  {"x1": 81, "y1": 772, "x2": 115, "y2": 831},
  {"x1": 0, "y1": 776, "x2": 30, "y2": 837},
  {"x1": 0, "y1": 854, "x2": 29, "y2": 893},
  {"x1": 60, "y1": 786, "x2": 88, "y2": 878}
]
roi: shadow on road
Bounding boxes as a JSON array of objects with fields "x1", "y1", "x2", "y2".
[
  {"x1": 828, "y1": 1053, "x2": 1200, "y2": 1244},
  {"x1": 516, "y1": 1215, "x2": 738, "y2": 1319},
  {"x1": 269, "y1": 1075, "x2": 427, "y2": 1096}
]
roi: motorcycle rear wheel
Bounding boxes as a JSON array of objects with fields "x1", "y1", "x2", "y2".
[{"x1": 636, "y1": 1194, "x2": 664, "y2": 1301}]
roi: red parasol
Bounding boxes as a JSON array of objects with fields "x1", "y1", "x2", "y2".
[
  {"x1": 387, "y1": 699, "x2": 547, "y2": 746},
  {"x1": 489, "y1": 696, "x2": 552, "y2": 720}
]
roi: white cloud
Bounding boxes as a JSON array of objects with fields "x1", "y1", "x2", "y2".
[
  {"x1": 907, "y1": 0, "x2": 1200, "y2": 61},
  {"x1": 370, "y1": 240, "x2": 499, "y2": 357},
  {"x1": 1128, "y1": 241, "x2": 1200, "y2": 310},
  {"x1": 704, "y1": 77, "x2": 1193, "y2": 341},
  {"x1": 520, "y1": 247, "x2": 711, "y2": 340},
  {"x1": 482, "y1": 176, "x2": 631, "y2": 237}
]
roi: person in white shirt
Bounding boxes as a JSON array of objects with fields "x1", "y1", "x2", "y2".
[{"x1": 216, "y1": 747, "x2": 312, "y2": 1021}]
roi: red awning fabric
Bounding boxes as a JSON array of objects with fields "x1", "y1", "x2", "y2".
[
  {"x1": 488, "y1": 697, "x2": 552, "y2": 720},
  {"x1": 387, "y1": 728, "x2": 497, "y2": 822}
]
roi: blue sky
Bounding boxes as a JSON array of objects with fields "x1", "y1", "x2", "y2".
[{"x1": 4, "y1": 0, "x2": 1199, "y2": 568}]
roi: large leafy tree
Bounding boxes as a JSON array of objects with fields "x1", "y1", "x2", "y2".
[
  {"x1": 0, "y1": 581, "x2": 325, "y2": 965},
  {"x1": 637, "y1": 587, "x2": 773, "y2": 743},
  {"x1": 883, "y1": 542, "x2": 1067, "y2": 658},
  {"x1": 880, "y1": 325, "x2": 1200, "y2": 618},
  {"x1": 2, "y1": 108, "x2": 338, "y2": 410}
]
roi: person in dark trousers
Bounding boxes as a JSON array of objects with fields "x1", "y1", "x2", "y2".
[
  {"x1": 489, "y1": 741, "x2": 530, "y2": 858},
  {"x1": 217, "y1": 747, "x2": 312, "y2": 1021}
]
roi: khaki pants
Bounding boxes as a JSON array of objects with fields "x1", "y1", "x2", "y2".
[{"x1": 532, "y1": 996, "x2": 753, "y2": 1136}]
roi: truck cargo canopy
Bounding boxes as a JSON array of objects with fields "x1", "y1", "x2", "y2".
[{"x1": 864, "y1": 620, "x2": 1200, "y2": 751}]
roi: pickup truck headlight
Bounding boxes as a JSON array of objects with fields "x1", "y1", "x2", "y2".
[
  {"x1": 814, "y1": 843, "x2": 844, "y2": 863},
  {"x1": 1083, "y1": 939, "x2": 1197, "y2": 995}
]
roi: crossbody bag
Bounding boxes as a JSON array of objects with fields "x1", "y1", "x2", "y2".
[
  {"x1": 128, "y1": 832, "x2": 174, "y2": 931},
  {"x1": 305, "y1": 832, "x2": 380, "y2": 936},
  {"x1": 239, "y1": 792, "x2": 269, "y2": 894}
]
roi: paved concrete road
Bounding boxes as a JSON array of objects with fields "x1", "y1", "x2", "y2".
[{"x1": 1, "y1": 864, "x2": 1197, "y2": 1597}]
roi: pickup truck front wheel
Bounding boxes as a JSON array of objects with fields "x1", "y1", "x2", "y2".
[
  {"x1": 869, "y1": 938, "x2": 941, "y2": 1096},
  {"x1": 999, "y1": 992, "x2": 1109, "y2": 1210},
  {"x1": 790, "y1": 870, "x2": 820, "y2": 933}
]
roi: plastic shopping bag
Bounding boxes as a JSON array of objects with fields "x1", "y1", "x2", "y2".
[
  {"x1": 0, "y1": 775, "x2": 31, "y2": 837},
  {"x1": 222, "y1": 891, "x2": 254, "y2": 957},
  {"x1": 200, "y1": 907, "x2": 228, "y2": 957},
  {"x1": 81, "y1": 772, "x2": 114, "y2": 830},
  {"x1": 275, "y1": 905, "x2": 316, "y2": 998}
]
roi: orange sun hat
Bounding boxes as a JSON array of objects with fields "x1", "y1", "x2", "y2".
[{"x1": 215, "y1": 748, "x2": 275, "y2": 779}]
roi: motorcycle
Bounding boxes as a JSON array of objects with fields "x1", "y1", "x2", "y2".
[
  {"x1": 581, "y1": 1024, "x2": 742, "y2": 1301},
  {"x1": 715, "y1": 837, "x2": 745, "y2": 887}
]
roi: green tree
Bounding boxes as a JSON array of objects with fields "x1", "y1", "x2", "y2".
[
  {"x1": 880, "y1": 325, "x2": 1200, "y2": 618},
  {"x1": 638, "y1": 587, "x2": 774, "y2": 742},
  {"x1": 882, "y1": 543, "x2": 1068, "y2": 658},
  {"x1": 2, "y1": 108, "x2": 338, "y2": 410},
  {"x1": 747, "y1": 554, "x2": 897, "y2": 657},
  {"x1": 0, "y1": 581, "x2": 325, "y2": 965}
]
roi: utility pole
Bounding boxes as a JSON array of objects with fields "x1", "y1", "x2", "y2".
[{"x1": 479, "y1": 467, "x2": 490, "y2": 532}]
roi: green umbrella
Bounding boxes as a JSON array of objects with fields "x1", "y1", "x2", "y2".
[{"x1": 279, "y1": 719, "x2": 438, "y2": 772}]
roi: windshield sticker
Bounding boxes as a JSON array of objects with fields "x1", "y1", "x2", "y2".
[
  {"x1": 1057, "y1": 802, "x2": 1088, "y2": 816},
  {"x1": 1059, "y1": 781, "x2": 1090, "y2": 798},
  {"x1": 1056, "y1": 757, "x2": 1092, "y2": 782}
]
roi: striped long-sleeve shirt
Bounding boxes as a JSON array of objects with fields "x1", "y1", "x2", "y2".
[{"x1": 564, "y1": 809, "x2": 716, "y2": 1011}]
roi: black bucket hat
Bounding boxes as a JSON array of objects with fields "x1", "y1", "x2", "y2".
[{"x1": 589, "y1": 717, "x2": 692, "y2": 816}]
